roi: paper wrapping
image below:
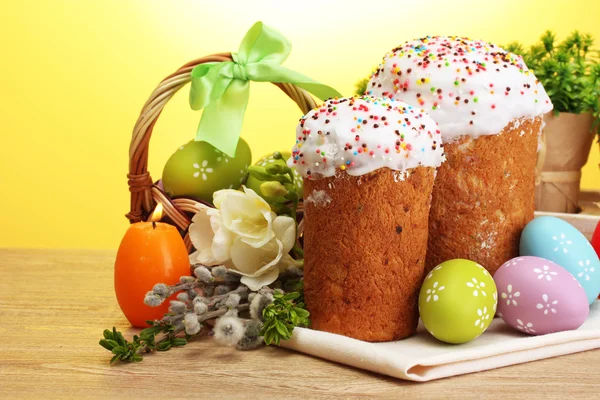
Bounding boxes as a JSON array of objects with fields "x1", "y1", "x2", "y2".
[{"x1": 536, "y1": 112, "x2": 595, "y2": 213}]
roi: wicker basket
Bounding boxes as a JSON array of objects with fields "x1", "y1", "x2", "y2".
[{"x1": 127, "y1": 53, "x2": 316, "y2": 251}]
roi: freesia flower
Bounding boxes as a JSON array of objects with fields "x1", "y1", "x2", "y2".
[{"x1": 189, "y1": 187, "x2": 299, "y2": 291}]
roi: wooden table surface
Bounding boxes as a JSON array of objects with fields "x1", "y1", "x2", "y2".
[{"x1": 1, "y1": 248, "x2": 599, "y2": 399}]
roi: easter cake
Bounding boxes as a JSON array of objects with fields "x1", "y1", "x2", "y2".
[
  {"x1": 367, "y1": 36, "x2": 553, "y2": 275},
  {"x1": 289, "y1": 95, "x2": 445, "y2": 342}
]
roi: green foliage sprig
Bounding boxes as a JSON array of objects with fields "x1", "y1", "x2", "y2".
[
  {"x1": 504, "y1": 30, "x2": 600, "y2": 132},
  {"x1": 99, "y1": 322, "x2": 183, "y2": 364},
  {"x1": 260, "y1": 287, "x2": 310, "y2": 346}
]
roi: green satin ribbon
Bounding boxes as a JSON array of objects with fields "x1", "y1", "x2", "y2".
[{"x1": 189, "y1": 21, "x2": 342, "y2": 157}]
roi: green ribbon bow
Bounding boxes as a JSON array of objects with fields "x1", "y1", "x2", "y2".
[{"x1": 189, "y1": 21, "x2": 341, "y2": 157}]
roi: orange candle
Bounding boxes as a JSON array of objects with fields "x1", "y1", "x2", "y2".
[{"x1": 114, "y1": 203, "x2": 191, "y2": 327}]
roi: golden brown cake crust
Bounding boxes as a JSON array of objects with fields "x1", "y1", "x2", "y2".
[
  {"x1": 303, "y1": 167, "x2": 435, "y2": 342},
  {"x1": 426, "y1": 117, "x2": 541, "y2": 275}
]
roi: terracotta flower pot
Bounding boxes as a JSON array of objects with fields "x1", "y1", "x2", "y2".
[{"x1": 535, "y1": 112, "x2": 595, "y2": 213}]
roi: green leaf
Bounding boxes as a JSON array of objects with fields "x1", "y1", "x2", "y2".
[
  {"x1": 111, "y1": 346, "x2": 124, "y2": 355},
  {"x1": 293, "y1": 307, "x2": 310, "y2": 319},
  {"x1": 283, "y1": 292, "x2": 300, "y2": 301},
  {"x1": 115, "y1": 331, "x2": 127, "y2": 348},
  {"x1": 171, "y1": 338, "x2": 187, "y2": 347},
  {"x1": 139, "y1": 327, "x2": 158, "y2": 341},
  {"x1": 104, "y1": 339, "x2": 119, "y2": 348},
  {"x1": 263, "y1": 328, "x2": 276, "y2": 345},
  {"x1": 275, "y1": 321, "x2": 290, "y2": 338},
  {"x1": 156, "y1": 341, "x2": 172, "y2": 351},
  {"x1": 110, "y1": 354, "x2": 121, "y2": 364},
  {"x1": 99, "y1": 339, "x2": 114, "y2": 351},
  {"x1": 103, "y1": 329, "x2": 113, "y2": 340}
]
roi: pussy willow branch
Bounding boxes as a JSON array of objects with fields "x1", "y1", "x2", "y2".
[{"x1": 138, "y1": 303, "x2": 250, "y2": 354}]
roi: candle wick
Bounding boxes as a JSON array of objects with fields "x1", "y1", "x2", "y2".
[{"x1": 152, "y1": 221, "x2": 156, "y2": 229}]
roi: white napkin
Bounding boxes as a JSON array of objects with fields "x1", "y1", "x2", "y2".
[{"x1": 279, "y1": 302, "x2": 600, "y2": 382}]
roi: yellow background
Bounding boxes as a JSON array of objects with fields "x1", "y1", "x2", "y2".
[{"x1": 1, "y1": 0, "x2": 599, "y2": 249}]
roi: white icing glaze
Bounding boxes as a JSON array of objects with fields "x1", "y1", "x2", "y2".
[
  {"x1": 367, "y1": 36, "x2": 553, "y2": 142},
  {"x1": 288, "y1": 96, "x2": 445, "y2": 179},
  {"x1": 305, "y1": 190, "x2": 332, "y2": 206}
]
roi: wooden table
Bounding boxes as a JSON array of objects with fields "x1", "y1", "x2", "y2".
[{"x1": 1, "y1": 249, "x2": 599, "y2": 399}]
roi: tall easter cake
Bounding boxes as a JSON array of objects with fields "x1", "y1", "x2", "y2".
[
  {"x1": 367, "y1": 36, "x2": 553, "y2": 275},
  {"x1": 289, "y1": 95, "x2": 445, "y2": 341}
]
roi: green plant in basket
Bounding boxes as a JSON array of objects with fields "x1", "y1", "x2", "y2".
[
  {"x1": 246, "y1": 151, "x2": 303, "y2": 205},
  {"x1": 504, "y1": 30, "x2": 600, "y2": 133}
]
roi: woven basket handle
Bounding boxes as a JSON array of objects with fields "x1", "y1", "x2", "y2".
[{"x1": 127, "y1": 53, "x2": 317, "y2": 249}]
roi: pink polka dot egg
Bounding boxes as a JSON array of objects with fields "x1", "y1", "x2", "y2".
[{"x1": 494, "y1": 256, "x2": 589, "y2": 335}]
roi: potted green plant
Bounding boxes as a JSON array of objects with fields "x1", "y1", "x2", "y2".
[{"x1": 504, "y1": 31, "x2": 600, "y2": 213}]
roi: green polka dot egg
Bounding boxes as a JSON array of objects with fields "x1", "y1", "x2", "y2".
[
  {"x1": 419, "y1": 259, "x2": 498, "y2": 344},
  {"x1": 162, "y1": 139, "x2": 252, "y2": 204},
  {"x1": 245, "y1": 151, "x2": 303, "y2": 198}
]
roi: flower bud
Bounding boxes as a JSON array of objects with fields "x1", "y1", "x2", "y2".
[
  {"x1": 260, "y1": 181, "x2": 288, "y2": 198},
  {"x1": 211, "y1": 265, "x2": 228, "y2": 278},
  {"x1": 180, "y1": 276, "x2": 195, "y2": 284},
  {"x1": 224, "y1": 293, "x2": 241, "y2": 309},
  {"x1": 265, "y1": 164, "x2": 290, "y2": 175},
  {"x1": 168, "y1": 300, "x2": 187, "y2": 314},
  {"x1": 176, "y1": 292, "x2": 189, "y2": 302},
  {"x1": 183, "y1": 313, "x2": 201, "y2": 335},
  {"x1": 214, "y1": 316, "x2": 244, "y2": 347},
  {"x1": 152, "y1": 283, "x2": 169, "y2": 297},
  {"x1": 194, "y1": 301, "x2": 208, "y2": 315},
  {"x1": 194, "y1": 266, "x2": 213, "y2": 283},
  {"x1": 144, "y1": 292, "x2": 163, "y2": 307}
]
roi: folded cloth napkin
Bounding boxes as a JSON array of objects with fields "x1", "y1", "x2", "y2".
[{"x1": 279, "y1": 302, "x2": 600, "y2": 382}]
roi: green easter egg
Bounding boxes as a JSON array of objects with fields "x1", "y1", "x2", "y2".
[
  {"x1": 245, "y1": 151, "x2": 303, "y2": 198},
  {"x1": 419, "y1": 259, "x2": 498, "y2": 344},
  {"x1": 162, "y1": 139, "x2": 252, "y2": 204}
]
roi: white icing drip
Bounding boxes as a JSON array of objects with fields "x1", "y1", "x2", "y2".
[
  {"x1": 305, "y1": 190, "x2": 332, "y2": 207},
  {"x1": 393, "y1": 170, "x2": 410, "y2": 182},
  {"x1": 288, "y1": 96, "x2": 445, "y2": 179},
  {"x1": 367, "y1": 36, "x2": 553, "y2": 142}
]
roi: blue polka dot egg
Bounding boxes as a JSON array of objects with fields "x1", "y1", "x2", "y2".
[{"x1": 520, "y1": 216, "x2": 600, "y2": 305}]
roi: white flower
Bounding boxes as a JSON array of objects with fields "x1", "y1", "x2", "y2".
[
  {"x1": 577, "y1": 260, "x2": 596, "y2": 281},
  {"x1": 189, "y1": 187, "x2": 299, "y2": 291},
  {"x1": 475, "y1": 306, "x2": 490, "y2": 329},
  {"x1": 516, "y1": 319, "x2": 536, "y2": 333},
  {"x1": 552, "y1": 233, "x2": 572, "y2": 253},
  {"x1": 193, "y1": 160, "x2": 214, "y2": 181},
  {"x1": 533, "y1": 264, "x2": 558, "y2": 281},
  {"x1": 536, "y1": 293, "x2": 558, "y2": 315},
  {"x1": 466, "y1": 277, "x2": 487, "y2": 297},
  {"x1": 425, "y1": 281, "x2": 445, "y2": 302},
  {"x1": 501, "y1": 284, "x2": 520, "y2": 306}
]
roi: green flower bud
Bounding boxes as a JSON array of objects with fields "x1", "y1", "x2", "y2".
[
  {"x1": 260, "y1": 181, "x2": 289, "y2": 198},
  {"x1": 265, "y1": 164, "x2": 291, "y2": 175}
]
